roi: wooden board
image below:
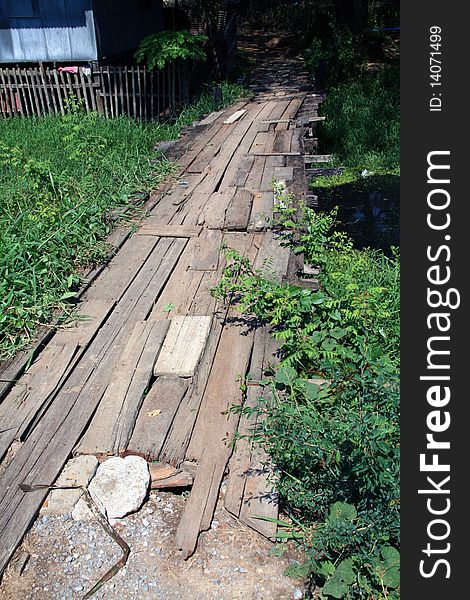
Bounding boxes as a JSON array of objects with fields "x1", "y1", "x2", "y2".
[
  {"x1": 254, "y1": 232, "x2": 290, "y2": 282},
  {"x1": 159, "y1": 233, "x2": 259, "y2": 466},
  {"x1": 251, "y1": 151, "x2": 301, "y2": 157},
  {"x1": 248, "y1": 192, "x2": 273, "y2": 231},
  {"x1": 224, "y1": 327, "x2": 269, "y2": 517},
  {"x1": 197, "y1": 188, "x2": 235, "y2": 230},
  {"x1": 195, "y1": 110, "x2": 226, "y2": 126},
  {"x1": 273, "y1": 166, "x2": 294, "y2": 181},
  {"x1": 189, "y1": 229, "x2": 223, "y2": 271},
  {"x1": 260, "y1": 156, "x2": 284, "y2": 192},
  {"x1": 137, "y1": 225, "x2": 202, "y2": 238},
  {"x1": 154, "y1": 316, "x2": 212, "y2": 378},
  {"x1": 175, "y1": 316, "x2": 255, "y2": 559},
  {"x1": 75, "y1": 319, "x2": 170, "y2": 456},
  {"x1": 127, "y1": 377, "x2": 190, "y2": 460},
  {"x1": 0, "y1": 238, "x2": 186, "y2": 575},
  {"x1": 224, "y1": 189, "x2": 254, "y2": 231},
  {"x1": 304, "y1": 154, "x2": 332, "y2": 163},
  {"x1": 223, "y1": 109, "x2": 246, "y2": 124}
]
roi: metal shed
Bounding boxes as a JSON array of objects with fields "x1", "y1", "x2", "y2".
[{"x1": 0, "y1": 0, "x2": 164, "y2": 63}]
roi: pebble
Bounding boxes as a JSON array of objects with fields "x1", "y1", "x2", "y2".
[
  {"x1": 293, "y1": 588, "x2": 304, "y2": 600},
  {"x1": 74, "y1": 585, "x2": 84, "y2": 592},
  {"x1": 142, "y1": 518, "x2": 150, "y2": 527}
]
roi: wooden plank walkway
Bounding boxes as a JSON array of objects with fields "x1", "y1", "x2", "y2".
[{"x1": 0, "y1": 77, "x2": 315, "y2": 572}]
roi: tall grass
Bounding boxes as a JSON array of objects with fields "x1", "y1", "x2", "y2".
[
  {"x1": 0, "y1": 82, "x2": 246, "y2": 360},
  {"x1": 319, "y1": 66, "x2": 399, "y2": 171}
]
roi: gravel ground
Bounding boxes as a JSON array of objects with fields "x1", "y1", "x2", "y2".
[{"x1": 0, "y1": 483, "x2": 306, "y2": 600}]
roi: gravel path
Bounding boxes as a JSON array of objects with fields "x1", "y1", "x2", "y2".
[{"x1": 0, "y1": 485, "x2": 305, "y2": 599}]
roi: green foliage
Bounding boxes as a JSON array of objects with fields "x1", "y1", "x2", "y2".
[
  {"x1": 0, "y1": 83, "x2": 246, "y2": 360},
  {"x1": 319, "y1": 67, "x2": 400, "y2": 171},
  {"x1": 211, "y1": 202, "x2": 400, "y2": 599},
  {"x1": 135, "y1": 30, "x2": 208, "y2": 71}
]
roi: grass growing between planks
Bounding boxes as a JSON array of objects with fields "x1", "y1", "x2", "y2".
[
  {"x1": 0, "y1": 82, "x2": 247, "y2": 360},
  {"x1": 212, "y1": 201, "x2": 400, "y2": 599}
]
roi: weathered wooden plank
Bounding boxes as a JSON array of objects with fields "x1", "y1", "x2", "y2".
[
  {"x1": 254, "y1": 231, "x2": 290, "y2": 282},
  {"x1": 239, "y1": 440, "x2": 279, "y2": 540},
  {"x1": 189, "y1": 229, "x2": 223, "y2": 271},
  {"x1": 230, "y1": 155, "x2": 255, "y2": 188},
  {"x1": 224, "y1": 189, "x2": 254, "y2": 231},
  {"x1": 273, "y1": 129, "x2": 294, "y2": 154},
  {"x1": 304, "y1": 154, "x2": 332, "y2": 163},
  {"x1": 260, "y1": 156, "x2": 284, "y2": 192},
  {"x1": 127, "y1": 377, "x2": 190, "y2": 460},
  {"x1": 224, "y1": 327, "x2": 270, "y2": 517},
  {"x1": 273, "y1": 166, "x2": 294, "y2": 181},
  {"x1": 197, "y1": 188, "x2": 235, "y2": 230},
  {"x1": 251, "y1": 151, "x2": 301, "y2": 157},
  {"x1": 75, "y1": 319, "x2": 170, "y2": 456},
  {"x1": 154, "y1": 316, "x2": 212, "y2": 378},
  {"x1": 137, "y1": 225, "x2": 202, "y2": 238},
  {"x1": 159, "y1": 233, "x2": 258, "y2": 466},
  {"x1": 223, "y1": 109, "x2": 246, "y2": 124},
  {"x1": 194, "y1": 109, "x2": 226, "y2": 126},
  {"x1": 248, "y1": 192, "x2": 273, "y2": 231},
  {"x1": 0, "y1": 238, "x2": 186, "y2": 575},
  {"x1": 0, "y1": 298, "x2": 115, "y2": 461},
  {"x1": 176, "y1": 316, "x2": 255, "y2": 558}
]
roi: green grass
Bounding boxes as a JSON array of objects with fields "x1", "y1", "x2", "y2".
[
  {"x1": 318, "y1": 66, "x2": 400, "y2": 173},
  {"x1": 0, "y1": 82, "x2": 247, "y2": 360}
]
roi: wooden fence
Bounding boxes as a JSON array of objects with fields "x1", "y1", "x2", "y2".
[
  {"x1": 0, "y1": 62, "x2": 189, "y2": 120},
  {"x1": 0, "y1": 14, "x2": 236, "y2": 121}
]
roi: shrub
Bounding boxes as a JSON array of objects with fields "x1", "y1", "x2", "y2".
[{"x1": 212, "y1": 203, "x2": 400, "y2": 599}]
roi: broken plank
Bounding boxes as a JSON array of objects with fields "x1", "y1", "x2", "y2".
[
  {"x1": 154, "y1": 316, "x2": 212, "y2": 378},
  {"x1": 189, "y1": 229, "x2": 223, "y2": 271},
  {"x1": 273, "y1": 166, "x2": 294, "y2": 181},
  {"x1": 137, "y1": 225, "x2": 202, "y2": 238},
  {"x1": 260, "y1": 156, "x2": 284, "y2": 192},
  {"x1": 231, "y1": 155, "x2": 255, "y2": 188},
  {"x1": 223, "y1": 109, "x2": 246, "y2": 124},
  {"x1": 239, "y1": 439, "x2": 279, "y2": 540},
  {"x1": 127, "y1": 377, "x2": 190, "y2": 460},
  {"x1": 224, "y1": 189, "x2": 254, "y2": 231},
  {"x1": 254, "y1": 232, "x2": 290, "y2": 282},
  {"x1": 194, "y1": 109, "x2": 226, "y2": 126},
  {"x1": 273, "y1": 130, "x2": 294, "y2": 154}
]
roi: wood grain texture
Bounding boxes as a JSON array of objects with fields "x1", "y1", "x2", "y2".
[{"x1": 154, "y1": 316, "x2": 212, "y2": 378}]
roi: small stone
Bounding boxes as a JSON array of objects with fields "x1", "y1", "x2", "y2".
[
  {"x1": 84, "y1": 456, "x2": 149, "y2": 520},
  {"x1": 142, "y1": 518, "x2": 150, "y2": 527},
  {"x1": 293, "y1": 588, "x2": 304, "y2": 600},
  {"x1": 74, "y1": 585, "x2": 84, "y2": 592}
]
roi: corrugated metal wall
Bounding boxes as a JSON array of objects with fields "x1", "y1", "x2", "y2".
[
  {"x1": 0, "y1": 0, "x2": 164, "y2": 63},
  {"x1": 0, "y1": 0, "x2": 98, "y2": 62}
]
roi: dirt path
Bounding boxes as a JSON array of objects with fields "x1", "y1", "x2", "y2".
[{"x1": 0, "y1": 31, "x2": 319, "y2": 600}]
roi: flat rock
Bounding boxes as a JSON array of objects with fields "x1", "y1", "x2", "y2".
[
  {"x1": 41, "y1": 455, "x2": 98, "y2": 515},
  {"x1": 72, "y1": 456, "x2": 149, "y2": 522}
]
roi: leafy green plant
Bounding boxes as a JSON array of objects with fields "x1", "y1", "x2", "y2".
[
  {"x1": 211, "y1": 200, "x2": 400, "y2": 599},
  {"x1": 135, "y1": 30, "x2": 208, "y2": 71}
]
